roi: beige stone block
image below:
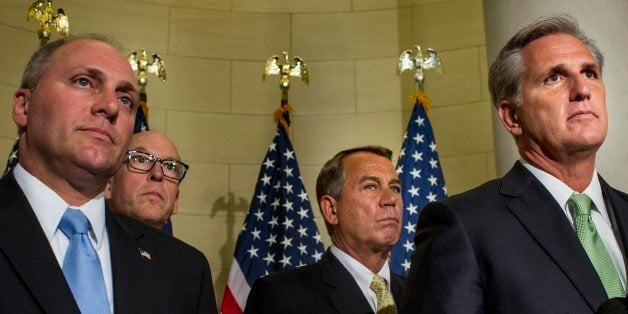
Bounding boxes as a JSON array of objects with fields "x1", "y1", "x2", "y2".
[
  {"x1": 440, "y1": 152, "x2": 491, "y2": 195},
  {"x1": 486, "y1": 151, "x2": 497, "y2": 180},
  {"x1": 352, "y1": 0, "x2": 451, "y2": 10},
  {"x1": 166, "y1": 111, "x2": 276, "y2": 164},
  {"x1": 0, "y1": 84, "x2": 17, "y2": 138},
  {"x1": 233, "y1": 0, "x2": 351, "y2": 13},
  {"x1": 428, "y1": 101, "x2": 494, "y2": 157},
  {"x1": 178, "y1": 162, "x2": 229, "y2": 216},
  {"x1": 146, "y1": 108, "x2": 166, "y2": 134},
  {"x1": 479, "y1": 46, "x2": 490, "y2": 102},
  {"x1": 0, "y1": 137, "x2": 15, "y2": 163},
  {"x1": 232, "y1": 60, "x2": 284, "y2": 115},
  {"x1": 0, "y1": 2, "x2": 32, "y2": 31},
  {"x1": 293, "y1": 8, "x2": 413, "y2": 60},
  {"x1": 422, "y1": 47, "x2": 483, "y2": 107},
  {"x1": 170, "y1": 9, "x2": 290, "y2": 60},
  {"x1": 291, "y1": 111, "x2": 404, "y2": 165},
  {"x1": 412, "y1": 0, "x2": 485, "y2": 51},
  {"x1": 356, "y1": 57, "x2": 405, "y2": 113},
  {"x1": 292, "y1": 60, "x2": 356, "y2": 115},
  {"x1": 0, "y1": 26, "x2": 38, "y2": 86},
  {"x1": 136, "y1": 0, "x2": 231, "y2": 11},
  {"x1": 229, "y1": 164, "x2": 267, "y2": 214},
  {"x1": 61, "y1": 0, "x2": 169, "y2": 53},
  {"x1": 149, "y1": 55, "x2": 231, "y2": 113}
]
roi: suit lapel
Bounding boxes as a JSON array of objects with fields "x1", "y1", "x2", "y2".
[
  {"x1": 0, "y1": 173, "x2": 79, "y2": 313},
  {"x1": 390, "y1": 273, "x2": 405, "y2": 307},
  {"x1": 107, "y1": 210, "x2": 158, "y2": 313},
  {"x1": 600, "y1": 177, "x2": 628, "y2": 270},
  {"x1": 502, "y1": 163, "x2": 607, "y2": 310},
  {"x1": 320, "y1": 250, "x2": 373, "y2": 313}
]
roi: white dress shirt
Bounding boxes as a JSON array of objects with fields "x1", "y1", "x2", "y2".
[
  {"x1": 13, "y1": 164, "x2": 114, "y2": 312},
  {"x1": 330, "y1": 245, "x2": 392, "y2": 312},
  {"x1": 522, "y1": 161, "x2": 627, "y2": 289}
]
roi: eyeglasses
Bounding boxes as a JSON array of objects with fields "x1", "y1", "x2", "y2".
[{"x1": 126, "y1": 150, "x2": 189, "y2": 181}]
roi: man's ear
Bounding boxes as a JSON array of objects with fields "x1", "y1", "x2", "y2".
[
  {"x1": 498, "y1": 100, "x2": 523, "y2": 137},
  {"x1": 12, "y1": 88, "x2": 30, "y2": 128},
  {"x1": 320, "y1": 195, "x2": 339, "y2": 227},
  {"x1": 104, "y1": 179, "x2": 113, "y2": 200}
]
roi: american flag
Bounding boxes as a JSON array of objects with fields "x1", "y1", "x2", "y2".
[
  {"x1": 390, "y1": 93, "x2": 447, "y2": 277},
  {"x1": 221, "y1": 109, "x2": 324, "y2": 313}
]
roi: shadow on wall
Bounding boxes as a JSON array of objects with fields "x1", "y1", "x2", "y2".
[{"x1": 210, "y1": 192, "x2": 249, "y2": 296}]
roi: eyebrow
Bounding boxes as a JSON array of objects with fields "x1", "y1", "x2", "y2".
[{"x1": 359, "y1": 175, "x2": 401, "y2": 186}]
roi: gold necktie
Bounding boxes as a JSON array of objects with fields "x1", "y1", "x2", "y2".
[{"x1": 369, "y1": 275, "x2": 397, "y2": 314}]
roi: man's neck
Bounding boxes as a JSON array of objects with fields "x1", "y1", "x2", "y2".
[
  {"x1": 19, "y1": 160, "x2": 105, "y2": 206},
  {"x1": 522, "y1": 151, "x2": 596, "y2": 193}
]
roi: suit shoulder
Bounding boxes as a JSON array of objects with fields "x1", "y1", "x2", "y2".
[
  {"x1": 112, "y1": 212, "x2": 206, "y2": 261},
  {"x1": 255, "y1": 261, "x2": 321, "y2": 287}
]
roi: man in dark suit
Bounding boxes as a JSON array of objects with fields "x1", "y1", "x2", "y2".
[
  {"x1": 0, "y1": 34, "x2": 217, "y2": 313},
  {"x1": 245, "y1": 146, "x2": 405, "y2": 313},
  {"x1": 402, "y1": 15, "x2": 628, "y2": 313}
]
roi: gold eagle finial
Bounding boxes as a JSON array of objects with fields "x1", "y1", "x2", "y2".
[{"x1": 27, "y1": 0, "x2": 69, "y2": 47}]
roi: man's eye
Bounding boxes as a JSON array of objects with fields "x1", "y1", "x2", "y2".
[
  {"x1": 391, "y1": 186, "x2": 402, "y2": 193},
  {"x1": 119, "y1": 96, "x2": 133, "y2": 108},
  {"x1": 546, "y1": 73, "x2": 560, "y2": 83},
  {"x1": 583, "y1": 71, "x2": 597, "y2": 79},
  {"x1": 75, "y1": 77, "x2": 90, "y2": 87},
  {"x1": 163, "y1": 162, "x2": 177, "y2": 171},
  {"x1": 133, "y1": 156, "x2": 148, "y2": 163}
]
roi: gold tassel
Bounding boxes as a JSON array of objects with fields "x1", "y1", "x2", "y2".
[
  {"x1": 273, "y1": 103, "x2": 294, "y2": 136},
  {"x1": 408, "y1": 91, "x2": 432, "y2": 113}
]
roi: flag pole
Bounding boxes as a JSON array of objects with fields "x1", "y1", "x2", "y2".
[
  {"x1": 221, "y1": 52, "x2": 322, "y2": 314},
  {"x1": 390, "y1": 44, "x2": 448, "y2": 276}
]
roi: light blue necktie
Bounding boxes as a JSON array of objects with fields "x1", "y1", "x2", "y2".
[{"x1": 59, "y1": 208, "x2": 110, "y2": 314}]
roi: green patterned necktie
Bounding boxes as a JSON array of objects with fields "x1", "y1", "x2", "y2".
[
  {"x1": 570, "y1": 193, "x2": 625, "y2": 298},
  {"x1": 370, "y1": 275, "x2": 397, "y2": 314}
]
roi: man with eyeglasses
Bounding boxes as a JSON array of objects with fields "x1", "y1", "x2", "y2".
[{"x1": 105, "y1": 131, "x2": 187, "y2": 230}]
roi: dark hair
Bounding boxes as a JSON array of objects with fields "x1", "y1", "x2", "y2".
[
  {"x1": 316, "y1": 145, "x2": 392, "y2": 203},
  {"x1": 20, "y1": 34, "x2": 121, "y2": 89},
  {"x1": 488, "y1": 14, "x2": 604, "y2": 108}
]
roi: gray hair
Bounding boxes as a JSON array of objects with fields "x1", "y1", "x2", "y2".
[
  {"x1": 20, "y1": 34, "x2": 122, "y2": 89},
  {"x1": 488, "y1": 15, "x2": 604, "y2": 108},
  {"x1": 315, "y1": 146, "x2": 393, "y2": 234}
]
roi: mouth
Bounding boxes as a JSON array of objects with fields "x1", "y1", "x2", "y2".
[
  {"x1": 143, "y1": 191, "x2": 164, "y2": 201},
  {"x1": 82, "y1": 127, "x2": 113, "y2": 143},
  {"x1": 378, "y1": 216, "x2": 400, "y2": 224},
  {"x1": 568, "y1": 110, "x2": 598, "y2": 120}
]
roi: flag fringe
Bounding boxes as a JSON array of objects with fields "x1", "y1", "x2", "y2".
[{"x1": 409, "y1": 92, "x2": 431, "y2": 112}]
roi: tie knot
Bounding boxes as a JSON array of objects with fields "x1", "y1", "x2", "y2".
[
  {"x1": 569, "y1": 193, "x2": 593, "y2": 216},
  {"x1": 370, "y1": 274, "x2": 388, "y2": 293},
  {"x1": 59, "y1": 208, "x2": 91, "y2": 237}
]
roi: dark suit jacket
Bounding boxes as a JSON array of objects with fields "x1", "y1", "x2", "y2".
[
  {"x1": 0, "y1": 172, "x2": 218, "y2": 313},
  {"x1": 401, "y1": 162, "x2": 628, "y2": 313},
  {"x1": 245, "y1": 249, "x2": 405, "y2": 313}
]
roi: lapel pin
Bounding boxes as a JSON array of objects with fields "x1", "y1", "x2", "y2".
[{"x1": 139, "y1": 249, "x2": 151, "y2": 260}]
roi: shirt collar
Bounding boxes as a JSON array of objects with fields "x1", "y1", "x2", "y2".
[
  {"x1": 330, "y1": 245, "x2": 391, "y2": 290},
  {"x1": 13, "y1": 164, "x2": 107, "y2": 249},
  {"x1": 521, "y1": 160, "x2": 608, "y2": 222}
]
